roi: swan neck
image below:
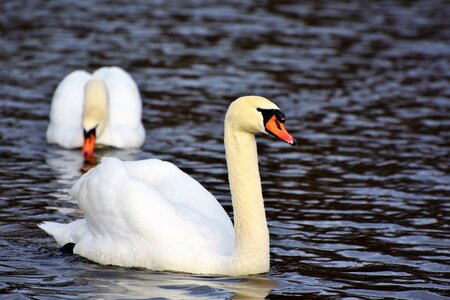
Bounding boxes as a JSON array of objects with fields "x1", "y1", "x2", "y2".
[
  {"x1": 82, "y1": 79, "x2": 109, "y2": 136},
  {"x1": 224, "y1": 121, "x2": 269, "y2": 274}
]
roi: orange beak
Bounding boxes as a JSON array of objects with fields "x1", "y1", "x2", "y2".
[
  {"x1": 81, "y1": 133, "x2": 96, "y2": 160},
  {"x1": 265, "y1": 115, "x2": 297, "y2": 146}
]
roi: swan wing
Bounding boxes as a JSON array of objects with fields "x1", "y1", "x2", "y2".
[
  {"x1": 92, "y1": 67, "x2": 145, "y2": 148},
  {"x1": 46, "y1": 70, "x2": 92, "y2": 148},
  {"x1": 42, "y1": 157, "x2": 234, "y2": 270}
]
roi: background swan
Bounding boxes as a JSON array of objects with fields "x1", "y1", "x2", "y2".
[
  {"x1": 46, "y1": 66, "x2": 145, "y2": 159},
  {"x1": 40, "y1": 96, "x2": 296, "y2": 276}
]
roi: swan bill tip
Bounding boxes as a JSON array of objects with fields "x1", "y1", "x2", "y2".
[{"x1": 289, "y1": 138, "x2": 297, "y2": 146}]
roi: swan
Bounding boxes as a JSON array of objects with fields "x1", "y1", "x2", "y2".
[
  {"x1": 39, "y1": 96, "x2": 296, "y2": 276},
  {"x1": 46, "y1": 66, "x2": 145, "y2": 159}
]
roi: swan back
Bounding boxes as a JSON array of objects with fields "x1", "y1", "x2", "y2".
[{"x1": 57, "y1": 157, "x2": 235, "y2": 272}]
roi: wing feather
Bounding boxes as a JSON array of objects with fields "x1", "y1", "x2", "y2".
[
  {"x1": 92, "y1": 67, "x2": 145, "y2": 148},
  {"x1": 62, "y1": 157, "x2": 234, "y2": 266},
  {"x1": 46, "y1": 70, "x2": 91, "y2": 148}
]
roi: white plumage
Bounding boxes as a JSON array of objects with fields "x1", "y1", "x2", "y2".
[
  {"x1": 40, "y1": 157, "x2": 234, "y2": 273},
  {"x1": 46, "y1": 66, "x2": 145, "y2": 149},
  {"x1": 40, "y1": 96, "x2": 296, "y2": 275}
]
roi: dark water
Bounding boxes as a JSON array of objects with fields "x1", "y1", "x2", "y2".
[{"x1": 1, "y1": 0, "x2": 449, "y2": 299}]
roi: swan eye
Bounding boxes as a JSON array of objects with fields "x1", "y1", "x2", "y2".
[{"x1": 257, "y1": 108, "x2": 286, "y2": 125}]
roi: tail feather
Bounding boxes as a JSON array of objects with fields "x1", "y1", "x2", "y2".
[{"x1": 39, "y1": 220, "x2": 86, "y2": 246}]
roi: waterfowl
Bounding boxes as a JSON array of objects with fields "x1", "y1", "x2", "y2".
[
  {"x1": 40, "y1": 96, "x2": 296, "y2": 276},
  {"x1": 46, "y1": 66, "x2": 145, "y2": 160}
]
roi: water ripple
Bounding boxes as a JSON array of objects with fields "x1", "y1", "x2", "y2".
[{"x1": 0, "y1": 0, "x2": 449, "y2": 298}]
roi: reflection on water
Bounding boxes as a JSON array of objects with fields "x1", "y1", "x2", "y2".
[
  {"x1": 0, "y1": 0, "x2": 449, "y2": 299},
  {"x1": 80, "y1": 270, "x2": 276, "y2": 300},
  {"x1": 46, "y1": 147, "x2": 144, "y2": 183}
]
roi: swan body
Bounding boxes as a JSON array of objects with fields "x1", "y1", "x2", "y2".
[
  {"x1": 40, "y1": 96, "x2": 296, "y2": 275},
  {"x1": 46, "y1": 66, "x2": 145, "y2": 155}
]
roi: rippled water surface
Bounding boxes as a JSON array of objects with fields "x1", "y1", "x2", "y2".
[{"x1": 1, "y1": 0, "x2": 449, "y2": 299}]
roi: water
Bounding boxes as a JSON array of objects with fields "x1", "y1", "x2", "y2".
[{"x1": 0, "y1": 0, "x2": 449, "y2": 299}]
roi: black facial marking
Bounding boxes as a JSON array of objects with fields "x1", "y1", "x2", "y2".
[
  {"x1": 83, "y1": 127, "x2": 96, "y2": 139},
  {"x1": 257, "y1": 108, "x2": 286, "y2": 125}
]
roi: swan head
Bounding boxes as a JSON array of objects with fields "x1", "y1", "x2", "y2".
[
  {"x1": 226, "y1": 96, "x2": 297, "y2": 146},
  {"x1": 81, "y1": 79, "x2": 109, "y2": 159}
]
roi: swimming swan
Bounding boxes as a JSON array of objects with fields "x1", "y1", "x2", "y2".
[
  {"x1": 46, "y1": 66, "x2": 145, "y2": 159},
  {"x1": 40, "y1": 96, "x2": 296, "y2": 276}
]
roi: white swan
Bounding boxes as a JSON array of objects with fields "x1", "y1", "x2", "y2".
[
  {"x1": 40, "y1": 96, "x2": 296, "y2": 276},
  {"x1": 46, "y1": 66, "x2": 145, "y2": 159}
]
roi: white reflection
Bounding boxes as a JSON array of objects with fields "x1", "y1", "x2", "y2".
[
  {"x1": 79, "y1": 269, "x2": 276, "y2": 300},
  {"x1": 46, "y1": 147, "x2": 143, "y2": 182}
]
